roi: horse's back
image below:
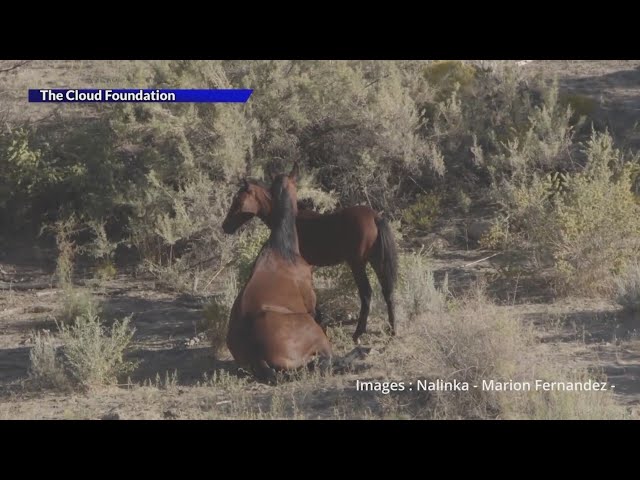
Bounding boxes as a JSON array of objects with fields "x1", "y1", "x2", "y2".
[
  {"x1": 296, "y1": 205, "x2": 380, "y2": 265},
  {"x1": 239, "y1": 251, "x2": 315, "y2": 316}
]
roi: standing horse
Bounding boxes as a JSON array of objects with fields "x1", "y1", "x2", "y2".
[
  {"x1": 222, "y1": 174, "x2": 398, "y2": 343},
  {"x1": 226, "y1": 163, "x2": 332, "y2": 383}
]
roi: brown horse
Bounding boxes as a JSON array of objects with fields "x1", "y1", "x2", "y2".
[
  {"x1": 225, "y1": 163, "x2": 332, "y2": 383},
  {"x1": 222, "y1": 173, "x2": 398, "y2": 343}
]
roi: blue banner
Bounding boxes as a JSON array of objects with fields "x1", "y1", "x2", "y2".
[{"x1": 28, "y1": 89, "x2": 253, "y2": 103}]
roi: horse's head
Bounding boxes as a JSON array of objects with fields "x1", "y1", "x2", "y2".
[{"x1": 222, "y1": 178, "x2": 271, "y2": 234}]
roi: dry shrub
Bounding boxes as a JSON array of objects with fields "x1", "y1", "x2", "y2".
[
  {"x1": 615, "y1": 261, "x2": 640, "y2": 313},
  {"x1": 57, "y1": 307, "x2": 136, "y2": 390},
  {"x1": 203, "y1": 272, "x2": 238, "y2": 355},
  {"x1": 385, "y1": 284, "x2": 626, "y2": 419},
  {"x1": 59, "y1": 287, "x2": 102, "y2": 325},
  {"x1": 28, "y1": 331, "x2": 69, "y2": 390},
  {"x1": 313, "y1": 263, "x2": 362, "y2": 325},
  {"x1": 46, "y1": 214, "x2": 105, "y2": 324},
  {"x1": 29, "y1": 305, "x2": 136, "y2": 391},
  {"x1": 396, "y1": 249, "x2": 449, "y2": 322},
  {"x1": 49, "y1": 214, "x2": 79, "y2": 288}
]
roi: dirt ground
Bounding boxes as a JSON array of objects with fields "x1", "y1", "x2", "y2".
[{"x1": 2, "y1": 60, "x2": 640, "y2": 419}]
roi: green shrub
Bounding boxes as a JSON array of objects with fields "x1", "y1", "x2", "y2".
[
  {"x1": 455, "y1": 189, "x2": 473, "y2": 214},
  {"x1": 560, "y1": 93, "x2": 598, "y2": 120},
  {"x1": 479, "y1": 217, "x2": 512, "y2": 250},
  {"x1": 93, "y1": 260, "x2": 117, "y2": 281},
  {"x1": 497, "y1": 130, "x2": 640, "y2": 295},
  {"x1": 83, "y1": 220, "x2": 119, "y2": 281},
  {"x1": 234, "y1": 223, "x2": 270, "y2": 285},
  {"x1": 423, "y1": 61, "x2": 477, "y2": 99},
  {"x1": 402, "y1": 193, "x2": 441, "y2": 233}
]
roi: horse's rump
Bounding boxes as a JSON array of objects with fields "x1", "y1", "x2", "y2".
[{"x1": 250, "y1": 310, "x2": 331, "y2": 370}]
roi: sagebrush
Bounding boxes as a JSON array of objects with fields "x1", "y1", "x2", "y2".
[
  {"x1": 57, "y1": 308, "x2": 137, "y2": 389},
  {"x1": 495, "y1": 129, "x2": 640, "y2": 295}
]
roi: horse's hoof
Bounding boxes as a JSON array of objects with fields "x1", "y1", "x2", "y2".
[{"x1": 352, "y1": 332, "x2": 363, "y2": 344}]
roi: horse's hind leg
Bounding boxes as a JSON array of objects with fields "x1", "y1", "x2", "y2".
[
  {"x1": 370, "y1": 259, "x2": 396, "y2": 337},
  {"x1": 251, "y1": 360, "x2": 278, "y2": 385},
  {"x1": 350, "y1": 262, "x2": 372, "y2": 343}
]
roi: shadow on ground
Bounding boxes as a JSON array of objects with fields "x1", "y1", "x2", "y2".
[
  {"x1": 524, "y1": 308, "x2": 640, "y2": 345},
  {"x1": 559, "y1": 66, "x2": 640, "y2": 149},
  {"x1": 0, "y1": 347, "x2": 31, "y2": 385}
]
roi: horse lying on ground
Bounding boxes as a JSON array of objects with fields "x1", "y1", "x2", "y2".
[
  {"x1": 225, "y1": 163, "x2": 332, "y2": 383},
  {"x1": 222, "y1": 175, "x2": 399, "y2": 343}
]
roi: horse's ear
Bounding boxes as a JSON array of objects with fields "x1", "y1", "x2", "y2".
[
  {"x1": 289, "y1": 161, "x2": 300, "y2": 182},
  {"x1": 242, "y1": 178, "x2": 249, "y2": 190}
]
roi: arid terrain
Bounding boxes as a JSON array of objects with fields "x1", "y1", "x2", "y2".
[{"x1": 1, "y1": 60, "x2": 640, "y2": 419}]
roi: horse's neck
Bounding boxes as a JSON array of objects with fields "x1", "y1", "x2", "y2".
[
  {"x1": 255, "y1": 189, "x2": 273, "y2": 226},
  {"x1": 268, "y1": 192, "x2": 301, "y2": 262},
  {"x1": 269, "y1": 216, "x2": 300, "y2": 259}
]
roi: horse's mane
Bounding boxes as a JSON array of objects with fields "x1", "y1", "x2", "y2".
[
  {"x1": 267, "y1": 174, "x2": 297, "y2": 262},
  {"x1": 244, "y1": 178, "x2": 268, "y2": 190}
]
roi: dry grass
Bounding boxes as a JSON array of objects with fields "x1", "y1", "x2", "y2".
[
  {"x1": 615, "y1": 262, "x2": 640, "y2": 313},
  {"x1": 28, "y1": 331, "x2": 70, "y2": 391},
  {"x1": 58, "y1": 287, "x2": 102, "y2": 325},
  {"x1": 378, "y1": 283, "x2": 627, "y2": 419}
]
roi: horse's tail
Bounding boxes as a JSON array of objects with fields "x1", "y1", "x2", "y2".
[{"x1": 373, "y1": 216, "x2": 399, "y2": 296}]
